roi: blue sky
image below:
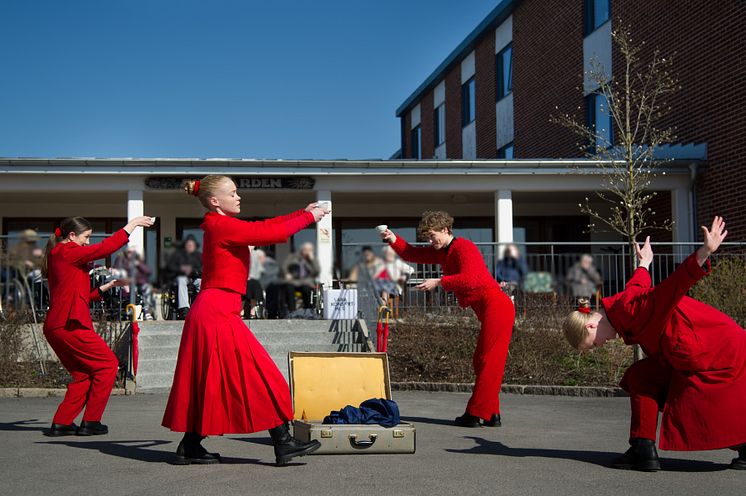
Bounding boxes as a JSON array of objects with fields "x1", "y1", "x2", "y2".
[{"x1": 0, "y1": 0, "x2": 497, "y2": 160}]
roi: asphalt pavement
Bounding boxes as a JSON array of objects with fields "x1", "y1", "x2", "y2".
[{"x1": 1, "y1": 391, "x2": 743, "y2": 496}]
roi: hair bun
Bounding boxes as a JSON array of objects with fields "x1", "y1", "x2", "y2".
[{"x1": 183, "y1": 179, "x2": 200, "y2": 197}]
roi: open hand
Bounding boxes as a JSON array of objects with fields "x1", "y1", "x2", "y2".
[
  {"x1": 125, "y1": 216, "x2": 155, "y2": 233},
  {"x1": 110, "y1": 279, "x2": 131, "y2": 288},
  {"x1": 415, "y1": 278, "x2": 441, "y2": 291},
  {"x1": 633, "y1": 236, "x2": 653, "y2": 269},
  {"x1": 701, "y1": 216, "x2": 727, "y2": 256}
]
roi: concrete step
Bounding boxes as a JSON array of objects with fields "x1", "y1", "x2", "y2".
[
  {"x1": 138, "y1": 331, "x2": 339, "y2": 349},
  {"x1": 134, "y1": 319, "x2": 370, "y2": 391}
]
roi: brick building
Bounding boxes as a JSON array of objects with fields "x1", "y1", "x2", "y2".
[{"x1": 397, "y1": 0, "x2": 746, "y2": 239}]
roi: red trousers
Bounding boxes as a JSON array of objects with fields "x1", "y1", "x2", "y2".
[
  {"x1": 465, "y1": 289, "x2": 516, "y2": 420},
  {"x1": 620, "y1": 357, "x2": 671, "y2": 441},
  {"x1": 44, "y1": 326, "x2": 119, "y2": 425}
]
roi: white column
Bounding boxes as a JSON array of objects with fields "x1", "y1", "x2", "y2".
[
  {"x1": 127, "y1": 190, "x2": 145, "y2": 256},
  {"x1": 495, "y1": 190, "x2": 514, "y2": 247},
  {"x1": 671, "y1": 186, "x2": 693, "y2": 262},
  {"x1": 316, "y1": 190, "x2": 333, "y2": 288}
]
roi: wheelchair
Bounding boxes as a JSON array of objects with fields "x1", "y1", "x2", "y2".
[{"x1": 160, "y1": 273, "x2": 200, "y2": 320}]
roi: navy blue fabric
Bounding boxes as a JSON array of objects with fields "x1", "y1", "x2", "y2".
[{"x1": 322, "y1": 398, "x2": 400, "y2": 427}]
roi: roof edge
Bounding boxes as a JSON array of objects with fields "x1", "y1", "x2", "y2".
[{"x1": 395, "y1": 0, "x2": 514, "y2": 117}]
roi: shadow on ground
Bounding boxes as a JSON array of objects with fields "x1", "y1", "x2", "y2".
[
  {"x1": 447, "y1": 437, "x2": 729, "y2": 472},
  {"x1": 400, "y1": 415, "x2": 454, "y2": 427},
  {"x1": 0, "y1": 419, "x2": 49, "y2": 432}
]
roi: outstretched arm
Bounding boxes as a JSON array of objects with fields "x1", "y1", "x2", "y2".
[
  {"x1": 696, "y1": 216, "x2": 727, "y2": 267},
  {"x1": 646, "y1": 217, "x2": 725, "y2": 316},
  {"x1": 218, "y1": 206, "x2": 328, "y2": 246},
  {"x1": 381, "y1": 229, "x2": 443, "y2": 265}
]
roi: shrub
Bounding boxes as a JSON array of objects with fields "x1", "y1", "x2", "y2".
[
  {"x1": 690, "y1": 256, "x2": 746, "y2": 327},
  {"x1": 388, "y1": 299, "x2": 633, "y2": 387}
]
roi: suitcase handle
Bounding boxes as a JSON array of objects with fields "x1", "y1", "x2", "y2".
[{"x1": 348, "y1": 434, "x2": 378, "y2": 449}]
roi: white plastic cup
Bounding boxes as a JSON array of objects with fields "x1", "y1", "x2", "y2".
[{"x1": 375, "y1": 224, "x2": 388, "y2": 234}]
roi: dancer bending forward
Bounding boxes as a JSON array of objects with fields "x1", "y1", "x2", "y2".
[
  {"x1": 563, "y1": 216, "x2": 746, "y2": 471},
  {"x1": 380, "y1": 211, "x2": 515, "y2": 427},
  {"x1": 162, "y1": 175, "x2": 327, "y2": 465}
]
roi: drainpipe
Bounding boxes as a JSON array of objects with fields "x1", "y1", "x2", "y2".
[{"x1": 688, "y1": 161, "x2": 698, "y2": 243}]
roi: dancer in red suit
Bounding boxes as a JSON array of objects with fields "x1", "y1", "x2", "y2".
[
  {"x1": 563, "y1": 216, "x2": 746, "y2": 471},
  {"x1": 162, "y1": 175, "x2": 328, "y2": 465},
  {"x1": 380, "y1": 211, "x2": 515, "y2": 427},
  {"x1": 42, "y1": 215, "x2": 154, "y2": 436}
]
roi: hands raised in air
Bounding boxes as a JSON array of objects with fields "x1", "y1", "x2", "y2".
[{"x1": 697, "y1": 216, "x2": 727, "y2": 266}]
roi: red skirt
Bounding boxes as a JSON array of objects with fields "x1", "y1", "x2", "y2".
[{"x1": 161, "y1": 288, "x2": 293, "y2": 436}]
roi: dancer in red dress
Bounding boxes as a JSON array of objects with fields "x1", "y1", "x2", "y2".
[
  {"x1": 563, "y1": 217, "x2": 746, "y2": 471},
  {"x1": 380, "y1": 211, "x2": 515, "y2": 427},
  {"x1": 161, "y1": 175, "x2": 327, "y2": 465},
  {"x1": 42, "y1": 215, "x2": 154, "y2": 436}
]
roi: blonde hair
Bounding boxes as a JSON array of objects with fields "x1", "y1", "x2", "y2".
[
  {"x1": 562, "y1": 298, "x2": 593, "y2": 350},
  {"x1": 417, "y1": 210, "x2": 454, "y2": 240},
  {"x1": 183, "y1": 175, "x2": 233, "y2": 209}
]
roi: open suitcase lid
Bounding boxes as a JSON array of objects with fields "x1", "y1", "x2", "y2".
[{"x1": 289, "y1": 352, "x2": 392, "y2": 421}]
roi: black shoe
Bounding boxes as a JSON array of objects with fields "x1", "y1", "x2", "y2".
[
  {"x1": 76, "y1": 421, "x2": 108, "y2": 436},
  {"x1": 454, "y1": 412, "x2": 481, "y2": 428},
  {"x1": 268, "y1": 422, "x2": 321, "y2": 466},
  {"x1": 731, "y1": 446, "x2": 746, "y2": 470},
  {"x1": 46, "y1": 423, "x2": 78, "y2": 437},
  {"x1": 173, "y1": 432, "x2": 221, "y2": 465},
  {"x1": 483, "y1": 414, "x2": 501, "y2": 427},
  {"x1": 611, "y1": 438, "x2": 661, "y2": 472}
]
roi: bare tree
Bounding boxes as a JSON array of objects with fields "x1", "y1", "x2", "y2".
[{"x1": 552, "y1": 24, "x2": 679, "y2": 253}]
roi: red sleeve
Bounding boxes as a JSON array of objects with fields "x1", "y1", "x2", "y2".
[
  {"x1": 63, "y1": 229, "x2": 130, "y2": 267},
  {"x1": 89, "y1": 288, "x2": 102, "y2": 302},
  {"x1": 610, "y1": 254, "x2": 710, "y2": 346},
  {"x1": 217, "y1": 211, "x2": 315, "y2": 246},
  {"x1": 649, "y1": 252, "x2": 710, "y2": 318},
  {"x1": 625, "y1": 266, "x2": 653, "y2": 291},
  {"x1": 264, "y1": 208, "x2": 307, "y2": 226},
  {"x1": 390, "y1": 236, "x2": 443, "y2": 265},
  {"x1": 440, "y1": 241, "x2": 486, "y2": 293}
]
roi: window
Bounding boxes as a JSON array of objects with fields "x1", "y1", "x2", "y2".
[
  {"x1": 584, "y1": 0, "x2": 610, "y2": 35},
  {"x1": 497, "y1": 142, "x2": 514, "y2": 159},
  {"x1": 496, "y1": 44, "x2": 512, "y2": 100},
  {"x1": 461, "y1": 78, "x2": 475, "y2": 127},
  {"x1": 410, "y1": 125, "x2": 421, "y2": 159},
  {"x1": 433, "y1": 104, "x2": 445, "y2": 146},
  {"x1": 586, "y1": 92, "x2": 613, "y2": 153}
]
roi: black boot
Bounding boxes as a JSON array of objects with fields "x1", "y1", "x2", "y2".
[
  {"x1": 173, "y1": 432, "x2": 220, "y2": 465},
  {"x1": 731, "y1": 446, "x2": 746, "y2": 470},
  {"x1": 46, "y1": 423, "x2": 78, "y2": 437},
  {"x1": 483, "y1": 414, "x2": 501, "y2": 427},
  {"x1": 77, "y1": 420, "x2": 108, "y2": 436},
  {"x1": 268, "y1": 422, "x2": 321, "y2": 466},
  {"x1": 611, "y1": 438, "x2": 661, "y2": 471},
  {"x1": 454, "y1": 412, "x2": 481, "y2": 428}
]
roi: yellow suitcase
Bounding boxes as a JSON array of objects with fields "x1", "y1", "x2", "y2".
[{"x1": 290, "y1": 351, "x2": 416, "y2": 454}]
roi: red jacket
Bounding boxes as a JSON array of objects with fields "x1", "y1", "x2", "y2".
[
  {"x1": 602, "y1": 253, "x2": 746, "y2": 450},
  {"x1": 44, "y1": 229, "x2": 129, "y2": 332},
  {"x1": 390, "y1": 236, "x2": 500, "y2": 308},
  {"x1": 200, "y1": 209, "x2": 314, "y2": 295}
]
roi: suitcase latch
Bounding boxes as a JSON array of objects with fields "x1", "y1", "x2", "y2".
[
  {"x1": 320, "y1": 430, "x2": 333, "y2": 438},
  {"x1": 392, "y1": 430, "x2": 405, "y2": 438}
]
